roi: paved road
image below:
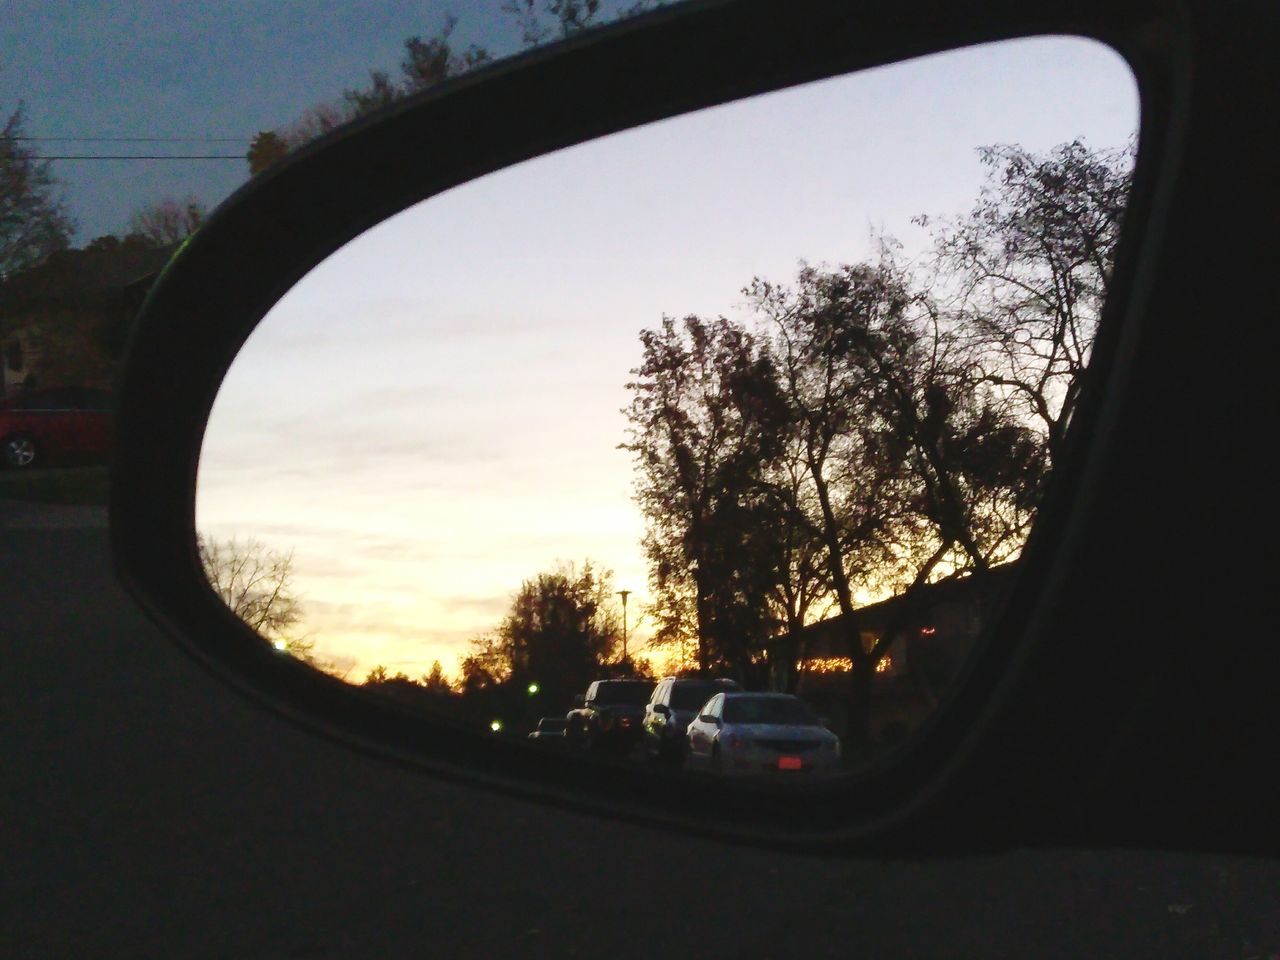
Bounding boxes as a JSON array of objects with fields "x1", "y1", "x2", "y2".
[{"x1": 3, "y1": 505, "x2": 1278, "y2": 959}]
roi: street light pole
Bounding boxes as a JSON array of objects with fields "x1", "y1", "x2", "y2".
[{"x1": 617, "y1": 590, "x2": 631, "y2": 663}]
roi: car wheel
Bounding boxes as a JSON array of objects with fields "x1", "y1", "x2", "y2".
[
  {"x1": 710, "y1": 743, "x2": 722, "y2": 774},
  {"x1": 2, "y1": 434, "x2": 37, "y2": 469}
]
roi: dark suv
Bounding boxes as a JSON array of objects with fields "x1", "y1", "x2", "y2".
[
  {"x1": 565, "y1": 679, "x2": 655, "y2": 754},
  {"x1": 0, "y1": 387, "x2": 113, "y2": 469},
  {"x1": 641, "y1": 677, "x2": 742, "y2": 763}
]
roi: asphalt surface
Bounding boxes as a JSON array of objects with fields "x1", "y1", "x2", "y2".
[{"x1": 3, "y1": 502, "x2": 1279, "y2": 959}]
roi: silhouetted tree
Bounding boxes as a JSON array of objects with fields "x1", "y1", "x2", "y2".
[
  {"x1": 1, "y1": 104, "x2": 74, "y2": 280},
  {"x1": 623, "y1": 315, "x2": 789, "y2": 679},
  {"x1": 922, "y1": 140, "x2": 1133, "y2": 464},
  {"x1": 246, "y1": 3, "x2": 667, "y2": 175},
  {"x1": 343, "y1": 17, "x2": 493, "y2": 117},
  {"x1": 751, "y1": 262, "x2": 920, "y2": 736},
  {"x1": 461, "y1": 560, "x2": 622, "y2": 706},
  {"x1": 750, "y1": 255, "x2": 1045, "y2": 742},
  {"x1": 198, "y1": 535, "x2": 316, "y2": 663},
  {"x1": 503, "y1": 0, "x2": 602, "y2": 44},
  {"x1": 421, "y1": 660, "x2": 455, "y2": 695},
  {"x1": 398, "y1": 18, "x2": 493, "y2": 92},
  {"x1": 82, "y1": 232, "x2": 160, "y2": 253},
  {"x1": 246, "y1": 131, "x2": 289, "y2": 176},
  {"x1": 625, "y1": 142, "x2": 1128, "y2": 741},
  {"x1": 757, "y1": 436, "x2": 831, "y2": 691},
  {"x1": 343, "y1": 71, "x2": 401, "y2": 117},
  {"x1": 300, "y1": 103, "x2": 354, "y2": 146},
  {"x1": 362, "y1": 663, "x2": 461, "y2": 711},
  {"x1": 126, "y1": 197, "x2": 205, "y2": 246}
]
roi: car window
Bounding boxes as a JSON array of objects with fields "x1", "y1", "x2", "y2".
[
  {"x1": 649, "y1": 680, "x2": 668, "y2": 706},
  {"x1": 722, "y1": 697, "x2": 818, "y2": 726},
  {"x1": 594, "y1": 682, "x2": 653, "y2": 706},
  {"x1": 671, "y1": 682, "x2": 729, "y2": 711}
]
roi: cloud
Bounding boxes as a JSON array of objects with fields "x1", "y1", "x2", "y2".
[
  {"x1": 435, "y1": 593, "x2": 511, "y2": 618},
  {"x1": 199, "y1": 414, "x2": 511, "y2": 491}
]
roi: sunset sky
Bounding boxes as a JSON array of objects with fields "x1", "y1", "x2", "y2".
[{"x1": 188, "y1": 36, "x2": 1139, "y2": 682}]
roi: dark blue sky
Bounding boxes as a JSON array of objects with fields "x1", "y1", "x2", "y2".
[{"x1": 4, "y1": 1, "x2": 638, "y2": 240}]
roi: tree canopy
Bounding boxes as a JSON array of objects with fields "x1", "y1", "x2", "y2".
[
  {"x1": 623, "y1": 140, "x2": 1133, "y2": 740},
  {"x1": 126, "y1": 196, "x2": 206, "y2": 247},
  {"x1": 198, "y1": 535, "x2": 315, "y2": 664},
  {"x1": 1, "y1": 104, "x2": 74, "y2": 281},
  {"x1": 247, "y1": 2, "x2": 668, "y2": 175},
  {"x1": 622, "y1": 315, "x2": 789, "y2": 679},
  {"x1": 460, "y1": 560, "x2": 630, "y2": 705}
]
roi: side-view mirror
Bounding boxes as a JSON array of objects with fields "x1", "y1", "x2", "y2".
[
  {"x1": 653, "y1": 703, "x2": 670, "y2": 717},
  {"x1": 107, "y1": 0, "x2": 1279, "y2": 857}
]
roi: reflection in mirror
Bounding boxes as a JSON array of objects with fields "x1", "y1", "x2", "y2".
[{"x1": 196, "y1": 36, "x2": 1138, "y2": 778}]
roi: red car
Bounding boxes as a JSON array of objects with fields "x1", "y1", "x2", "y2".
[{"x1": 0, "y1": 387, "x2": 113, "y2": 469}]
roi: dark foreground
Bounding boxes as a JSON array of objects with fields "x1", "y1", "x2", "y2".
[{"x1": 3, "y1": 505, "x2": 1278, "y2": 959}]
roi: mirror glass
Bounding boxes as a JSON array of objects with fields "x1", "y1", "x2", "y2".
[{"x1": 196, "y1": 36, "x2": 1138, "y2": 777}]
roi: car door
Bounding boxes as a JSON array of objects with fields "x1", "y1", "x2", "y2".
[
  {"x1": 77, "y1": 388, "x2": 113, "y2": 459},
  {"x1": 18, "y1": 389, "x2": 76, "y2": 459},
  {"x1": 52, "y1": 388, "x2": 97, "y2": 459},
  {"x1": 643, "y1": 679, "x2": 668, "y2": 746},
  {"x1": 686, "y1": 693, "x2": 721, "y2": 762}
]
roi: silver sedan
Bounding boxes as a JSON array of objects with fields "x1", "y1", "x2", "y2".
[{"x1": 685, "y1": 692, "x2": 841, "y2": 777}]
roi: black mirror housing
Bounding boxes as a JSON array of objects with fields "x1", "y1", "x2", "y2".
[{"x1": 109, "y1": 0, "x2": 1280, "y2": 856}]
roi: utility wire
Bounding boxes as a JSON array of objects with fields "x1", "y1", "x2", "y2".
[
  {"x1": 41, "y1": 154, "x2": 243, "y2": 160},
  {"x1": 5, "y1": 134, "x2": 248, "y2": 158},
  {"x1": 5, "y1": 136, "x2": 247, "y2": 143}
]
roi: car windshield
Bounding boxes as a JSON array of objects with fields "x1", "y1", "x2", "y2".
[
  {"x1": 594, "y1": 682, "x2": 653, "y2": 706},
  {"x1": 722, "y1": 697, "x2": 819, "y2": 726},
  {"x1": 671, "y1": 682, "x2": 734, "y2": 710}
]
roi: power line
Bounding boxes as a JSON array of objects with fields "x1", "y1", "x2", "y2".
[
  {"x1": 41, "y1": 154, "x2": 243, "y2": 160},
  {"x1": 5, "y1": 136, "x2": 248, "y2": 143}
]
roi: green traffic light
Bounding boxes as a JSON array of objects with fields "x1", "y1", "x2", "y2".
[
  {"x1": 489, "y1": 719, "x2": 503, "y2": 733},
  {"x1": 527, "y1": 682, "x2": 540, "y2": 695}
]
